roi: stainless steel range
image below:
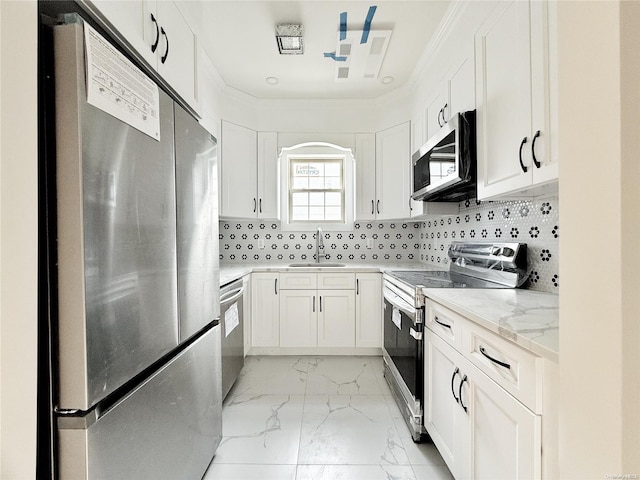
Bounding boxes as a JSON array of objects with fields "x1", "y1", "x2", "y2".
[{"x1": 382, "y1": 242, "x2": 528, "y2": 442}]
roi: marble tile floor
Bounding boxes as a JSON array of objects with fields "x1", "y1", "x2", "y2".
[{"x1": 203, "y1": 355, "x2": 454, "y2": 480}]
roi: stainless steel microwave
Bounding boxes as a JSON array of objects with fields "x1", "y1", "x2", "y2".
[{"x1": 412, "y1": 110, "x2": 476, "y2": 202}]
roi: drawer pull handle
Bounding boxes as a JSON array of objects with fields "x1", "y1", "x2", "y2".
[
  {"x1": 479, "y1": 346, "x2": 511, "y2": 370},
  {"x1": 434, "y1": 316, "x2": 452, "y2": 330},
  {"x1": 451, "y1": 367, "x2": 460, "y2": 403},
  {"x1": 459, "y1": 374, "x2": 468, "y2": 413}
]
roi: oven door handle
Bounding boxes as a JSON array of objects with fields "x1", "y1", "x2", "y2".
[
  {"x1": 383, "y1": 291, "x2": 416, "y2": 321},
  {"x1": 220, "y1": 287, "x2": 244, "y2": 306}
]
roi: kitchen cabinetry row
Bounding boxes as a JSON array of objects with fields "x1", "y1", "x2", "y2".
[
  {"x1": 424, "y1": 299, "x2": 557, "y2": 479},
  {"x1": 411, "y1": 0, "x2": 558, "y2": 201},
  {"x1": 250, "y1": 272, "x2": 382, "y2": 352}
]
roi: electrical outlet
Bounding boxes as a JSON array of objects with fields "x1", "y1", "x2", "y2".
[
  {"x1": 366, "y1": 238, "x2": 374, "y2": 249},
  {"x1": 257, "y1": 239, "x2": 265, "y2": 249}
]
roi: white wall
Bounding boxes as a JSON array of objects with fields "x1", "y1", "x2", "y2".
[
  {"x1": 0, "y1": 1, "x2": 39, "y2": 478},
  {"x1": 558, "y1": 1, "x2": 640, "y2": 477}
]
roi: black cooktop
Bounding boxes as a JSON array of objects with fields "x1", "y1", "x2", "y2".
[{"x1": 385, "y1": 270, "x2": 512, "y2": 289}]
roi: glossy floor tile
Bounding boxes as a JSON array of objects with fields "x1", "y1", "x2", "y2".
[{"x1": 203, "y1": 355, "x2": 453, "y2": 480}]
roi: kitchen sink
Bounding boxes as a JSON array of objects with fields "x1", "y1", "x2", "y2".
[{"x1": 288, "y1": 262, "x2": 346, "y2": 268}]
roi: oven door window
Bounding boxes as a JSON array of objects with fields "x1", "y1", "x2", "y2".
[{"x1": 383, "y1": 298, "x2": 422, "y2": 399}]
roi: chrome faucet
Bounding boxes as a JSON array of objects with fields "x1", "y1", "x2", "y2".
[{"x1": 316, "y1": 227, "x2": 326, "y2": 263}]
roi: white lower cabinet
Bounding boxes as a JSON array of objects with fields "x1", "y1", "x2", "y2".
[
  {"x1": 250, "y1": 273, "x2": 279, "y2": 347},
  {"x1": 355, "y1": 273, "x2": 382, "y2": 348},
  {"x1": 249, "y1": 271, "x2": 383, "y2": 352},
  {"x1": 317, "y1": 290, "x2": 356, "y2": 348},
  {"x1": 280, "y1": 290, "x2": 317, "y2": 347},
  {"x1": 279, "y1": 273, "x2": 356, "y2": 349},
  {"x1": 425, "y1": 305, "x2": 543, "y2": 479}
]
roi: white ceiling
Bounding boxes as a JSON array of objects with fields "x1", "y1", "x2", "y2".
[{"x1": 197, "y1": 1, "x2": 452, "y2": 100}]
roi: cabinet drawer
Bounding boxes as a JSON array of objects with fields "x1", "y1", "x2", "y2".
[
  {"x1": 425, "y1": 300, "x2": 463, "y2": 349},
  {"x1": 279, "y1": 273, "x2": 317, "y2": 290},
  {"x1": 462, "y1": 321, "x2": 542, "y2": 413},
  {"x1": 317, "y1": 272, "x2": 355, "y2": 290}
]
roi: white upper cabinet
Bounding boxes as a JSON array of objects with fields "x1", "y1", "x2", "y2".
[
  {"x1": 220, "y1": 121, "x2": 278, "y2": 219},
  {"x1": 89, "y1": 0, "x2": 198, "y2": 111},
  {"x1": 475, "y1": 0, "x2": 558, "y2": 200},
  {"x1": 375, "y1": 122, "x2": 411, "y2": 220},
  {"x1": 357, "y1": 124, "x2": 413, "y2": 221}
]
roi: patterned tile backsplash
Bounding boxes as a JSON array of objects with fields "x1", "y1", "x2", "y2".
[
  {"x1": 420, "y1": 196, "x2": 559, "y2": 293},
  {"x1": 219, "y1": 196, "x2": 559, "y2": 294}
]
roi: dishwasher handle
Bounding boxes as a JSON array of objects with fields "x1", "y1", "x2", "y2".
[{"x1": 220, "y1": 287, "x2": 244, "y2": 306}]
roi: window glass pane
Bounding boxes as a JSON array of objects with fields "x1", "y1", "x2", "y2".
[
  {"x1": 292, "y1": 206, "x2": 308, "y2": 221},
  {"x1": 324, "y1": 162, "x2": 341, "y2": 177},
  {"x1": 309, "y1": 192, "x2": 324, "y2": 206},
  {"x1": 308, "y1": 162, "x2": 324, "y2": 177},
  {"x1": 308, "y1": 176, "x2": 325, "y2": 190},
  {"x1": 293, "y1": 177, "x2": 308, "y2": 189},
  {"x1": 325, "y1": 192, "x2": 342, "y2": 206},
  {"x1": 309, "y1": 206, "x2": 324, "y2": 220},
  {"x1": 292, "y1": 192, "x2": 309, "y2": 206},
  {"x1": 324, "y1": 176, "x2": 342, "y2": 189},
  {"x1": 325, "y1": 207, "x2": 342, "y2": 220}
]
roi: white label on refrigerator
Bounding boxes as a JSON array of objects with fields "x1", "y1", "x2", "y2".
[
  {"x1": 392, "y1": 307, "x2": 402, "y2": 330},
  {"x1": 83, "y1": 23, "x2": 161, "y2": 140},
  {"x1": 225, "y1": 302, "x2": 240, "y2": 337}
]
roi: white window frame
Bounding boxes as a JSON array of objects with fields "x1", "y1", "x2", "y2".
[{"x1": 279, "y1": 142, "x2": 354, "y2": 232}]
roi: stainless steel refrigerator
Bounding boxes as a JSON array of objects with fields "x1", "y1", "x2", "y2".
[{"x1": 50, "y1": 18, "x2": 221, "y2": 480}]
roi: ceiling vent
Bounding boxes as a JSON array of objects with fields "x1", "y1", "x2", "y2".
[
  {"x1": 334, "y1": 29, "x2": 392, "y2": 81},
  {"x1": 276, "y1": 24, "x2": 304, "y2": 55}
]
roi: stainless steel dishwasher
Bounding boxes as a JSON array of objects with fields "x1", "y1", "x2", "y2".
[{"x1": 220, "y1": 279, "x2": 245, "y2": 399}]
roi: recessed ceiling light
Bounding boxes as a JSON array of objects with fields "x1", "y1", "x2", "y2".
[
  {"x1": 382, "y1": 76, "x2": 395, "y2": 84},
  {"x1": 266, "y1": 77, "x2": 279, "y2": 85}
]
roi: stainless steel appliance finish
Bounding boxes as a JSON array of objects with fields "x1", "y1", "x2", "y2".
[
  {"x1": 51, "y1": 19, "x2": 222, "y2": 479},
  {"x1": 175, "y1": 105, "x2": 220, "y2": 341},
  {"x1": 54, "y1": 23, "x2": 179, "y2": 411},
  {"x1": 220, "y1": 279, "x2": 245, "y2": 399},
  {"x1": 382, "y1": 241, "x2": 527, "y2": 442},
  {"x1": 412, "y1": 110, "x2": 476, "y2": 202},
  {"x1": 58, "y1": 326, "x2": 222, "y2": 480}
]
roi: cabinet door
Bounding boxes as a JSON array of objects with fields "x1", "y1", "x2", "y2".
[
  {"x1": 250, "y1": 273, "x2": 279, "y2": 347},
  {"x1": 317, "y1": 290, "x2": 355, "y2": 348},
  {"x1": 475, "y1": 0, "x2": 534, "y2": 199},
  {"x1": 447, "y1": 53, "x2": 475, "y2": 121},
  {"x1": 375, "y1": 122, "x2": 411, "y2": 220},
  {"x1": 425, "y1": 88, "x2": 447, "y2": 141},
  {"x1": 459, "y1": 355, "x2": 542, "y2": 480},
  {"x1": 90, "y1": 0, "x2": 157, "y2": 67},
  {"x1": 424, "y1": 330, "x2": 465, "y2": 477},
  {"x1": 355, "y1": 133, "x2": 377, "y2": 221},
  {"x1": 355, "y1": 274, "x2": 382, "y2": 348},
  {"x1": 220, "y1": 121, "x2": 258, "y2": 218},
  {"x1": 257, "y1": 132, "x2": 279, "y2": 219},
  {"x1": 155, "y1": 1, "x2": 196, "y2": 108},
  {"x1": 280, "y1": 290, "x2": 317, "y2": 348}
]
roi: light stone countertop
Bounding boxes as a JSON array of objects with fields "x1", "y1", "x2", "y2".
[
  {"x1": 422, "y1": 288, "x2": 559, "y2": 362},
  {"x1": 219, "y1": 262, "x2": 443, "y2": 286},
  {"x1": 219, "y1": 263, "x2": 559, "y2": 362}
]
